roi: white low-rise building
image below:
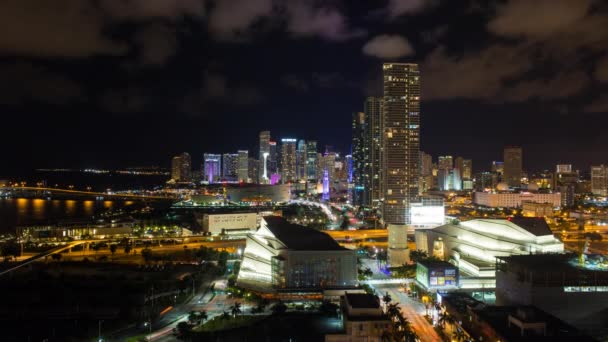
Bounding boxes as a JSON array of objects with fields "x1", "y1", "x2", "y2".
[
  {"x1": 415, "y1": 218, "x2": 564, "y2": 290},
  {"x1": 474, "y1": 191, "x2": 561, "y2": 208}
]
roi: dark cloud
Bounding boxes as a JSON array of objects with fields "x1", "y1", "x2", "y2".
[
  {"x1": 502, "y1": 71, "x2": 589, "y2": 102},
  {"x1": 208, "y1": 0, "x2": 364, "y2": 42},
  {"x1": 362, "y1": 34, "x2": 414, "y2": 58},
  {"x1": 596, "y1": 56, "x2": 608, "y2": 82},
  {"x1": 181, "y1": 72, "x2": 264, "y2": 115},
  {"x1": 280, "y1": 72, "x2": 358, "y2": 92},
  {"x1": 420, "y1": 0, "x2": 608, "y2": 102},
  {"x1": 585, "y1": 97, "x2": 608, "y2": 113},
  {"x1": 285, "y1": 1, "x2": 366, "y2": 41},
  {"x1": 207, "y1": 0, "x2": 273, "y2": 40},
  {"x1": 0, "y1": 63, "x2": 83, "y2": 105},
  {"x1": 0, "y1": 0, "x2": 127, "y2": 58},
  {"x1": 99, "y1": 0, "x2": 204, "y2": 20},
  {"x1": 387, "y1": 0, "x2": 436, "y2": 18},
  {"x1": 100, "y1": 87, "x2": 148, "y2": 113},
  {"x1": 488, "y1": 0, "x2": 591, "y2": 38},
  {"x1": 133, "y1": 24, "x2": 178, "y2": 66},
  {"x1": 281, "y1": 74, "x2": 310, "y2": 92}
]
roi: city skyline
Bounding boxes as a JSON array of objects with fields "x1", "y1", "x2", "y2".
[{"x1": 1, "y1": 1, "x2": 608, "y2": 175}]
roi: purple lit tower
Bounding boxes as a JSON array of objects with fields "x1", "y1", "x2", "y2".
[
  {"x1": 322, "y1": 169, "x2": 330, "y2": 202},
  {"x1": 203, "y1": 153, "x2": 221, "y2": 183}
]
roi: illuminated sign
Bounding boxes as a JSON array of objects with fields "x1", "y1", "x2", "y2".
[
  {"x1": 206, "y1": 213, "x2": 257, "y2": 235},
  {"x1": 410, "y1": 205, "x2": 445, "y2": 226}
]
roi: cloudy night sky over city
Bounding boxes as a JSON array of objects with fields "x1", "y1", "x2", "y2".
[{"x1": 1, "y1": 0, "x2": 608, "y2": 175}]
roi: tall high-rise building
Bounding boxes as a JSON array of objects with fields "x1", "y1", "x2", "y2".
[
  {"x1": 248, "y1": 158, "x2": 259, "y2": 183},
  {"x1": 280, "y1": 138, "x2": 297, "y2": 183},
  {"x1": 382, "y1": 62, "x2": 420, "y2": 228},
  {"x1": 462, "y1": 159, "x2": 472, "y2": 180},
  {"x1": 321, "y1": 152, "x2": 337, "y2": 185},
  {"x1": 269, "y1": 141, "x2": 278, "y2": 176},
  {"x1": 591, "y1": 165, "x2": 608, "y2": 197},
  {"x1": 259, "y1": 131, "x2": 271, "y2": 181},
  {"x1": 203, "y1": 153, "x2": 221, "y2": 183},
  {"x1": 222, "y1": 153, "x2": 238, "y2": 181},
  {"x1": 237, "y1": 150, "x2": 249, "y2": 182},
  {"x1": 556, "y1": 164, "x2": 572, "y2": 173},
  {"x1": 171, "y1": 152, "x2": 191, "y2": 182},
  {"x1": 438, "y1": 156, "x2": 453, "y2": 171},
  {"x1": 352, "y1": 111, "x2": 369, "y2": 206},
  {"x1": 420, "y1": 152, "x2": 433, "y2": 176},
  {"x1": 364, "y1": 96, "x2": 383, "y2": 207},
  {"x1": 504, "y1": 146, "x2": 523, "y2": 188},
  {"x1": 259, "y1": 131, "x2": 270, "y2": 161},
  {"x1": 454, "y1": 157, "x2": 472, "y2": 189},
  {"x1": 492, "y1": 161, "x2": 504, "y2": 175},
  {"x1": 419, "y1": 152, "x2": 434, "y2": 194},
  {"x1": 306, "y1": 140, "x2": 318, "y2": 181},
  {"x1": 296, "y1": 139, "x2": 307, "y2": 181}
]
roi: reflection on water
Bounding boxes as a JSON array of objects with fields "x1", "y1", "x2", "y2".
[{"x1": 0, "y1": 198, "x2": 136, "y2": 234}]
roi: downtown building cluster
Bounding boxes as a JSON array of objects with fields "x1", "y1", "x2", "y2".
[{"x1": 169, "y1": 132, "x2": 354, "y2": 199}]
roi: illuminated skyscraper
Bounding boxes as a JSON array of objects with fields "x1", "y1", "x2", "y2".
[
  {"x1": 556, "y1": 164, "x2": 572, "y2": 173},
  {"x1": 419, "y1": 152, "x2": 434, "y2": 193},
  {"x1": 259, "y1": 131, "x2": 270, "y2": 181},
  {"x1": 438, "y1": 156, "x2": 453, "y2": 171},
  {"x1": 365, "y1": 97, "x2": 383, "y2": 207},
  {"x1": 280, "y1": 138, "x2": 297, "y2": 183},
  {"x1": 591, "y1": 165, "x2": 608, "y2": 197},
  {"x1": 306, "y1": 140, "x2": 318, "y2": 181},
  {"x1": 352, "y1": 111, "x2": 368, "y2": 206},
  {"x1": 203, "y1": 153, "x2": 221, "y2": 183},
  {"x1": 269, "y1": 141, "x2": 278, "y2": 176},
  {"x1": 322, "y1": 169, "x2": 330, "y2": 201},
  {"x1": 237, "y1": 150, "x2": 249, "y2": 182},
  {"x1": 222, "y1": 153, "x2": 238, "y2": 181},
  {"x1": 296, "y1": 139, "x2": 307, "y2": 181},
  {"x1": 259, "y1": 131, "x2": 270, "y2": 161},
  {"x1": 382, "y1": 62, "x2": 420, "y2": 227},
  {"x1": 248, "y1": 158, "x2": 259, "y2": 184},
  {"x1": 171, "y1": 152, "x2": 191, "y2": 182},
  {"x1": 504, "y1": 146, "x2": 523, "y2": 188}
]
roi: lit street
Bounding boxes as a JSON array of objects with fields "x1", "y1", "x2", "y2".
[{"x1": 373, "y1": 284, "x2": 441, "y2": 342}]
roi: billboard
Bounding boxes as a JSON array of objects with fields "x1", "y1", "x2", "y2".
[
  {"x1": 410, "y1": 205, "x2": 445, "y2": 226},
  {"x1": 205, "y1": 213, "x2": 257, "y2": 235}
]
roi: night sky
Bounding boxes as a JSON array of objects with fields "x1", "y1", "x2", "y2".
[{"x1": 1, "y1": 0, "x2": 607, "y2": 176}]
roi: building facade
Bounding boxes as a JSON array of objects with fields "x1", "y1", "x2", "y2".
[
  {"x1": 222, "y1": 153, "x2": 238, "y2": 181},
  {"x1": 364, "y1": 97, "x2": 383, "y2": 207},
  {"x1": 237, "y1": 150, "x2": 249, "y2": 182},
  {"x1": 382, "y1": 63, "x2": 420, "y2": 226},
  {"x1": 171, "y1": 152, "x2": 192, "y2": 182},
  {"x1": 203, "y1": 153, "x2": 221, "y2": 183},
  {"x1": 238, "y1": 217, "x2": 357, "y2": 290},
  {"x1": 591, "y1": 165, "x2": 608, "y2": 197},
  {"x1": 352, "y1": 111, "x2": 368, "y2": 206},
  {"x1": 280, "y1": 138, "x2": 297, "y2": 184},
  {"x1": 504, "y1": 147, "x2": 523, "y2": 188},
  {"x1": 496, "y1": 254, "x2": 608, "y2": 338},
  {"x1": 415, "y1": 218, "x2": 564, "y2": 290},
  {"x1": 306, "y1": 140, "x2": 318, "y2": 181},
  {"x1": 474, "y1": 191, "x2": 561, "y2": 208}
]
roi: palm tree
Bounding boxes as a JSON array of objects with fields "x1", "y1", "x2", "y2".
[
  {"x1": 199, "y1": 310, "x2": 208, "y2": 323},
  {"x1": 221, "y1": 311, "x2": 231, "y2": 320},
  {"x1": 386, "y1": 303, "x2": 401, "y2": 321},
  {"x1": 453, "y1": 328, "x2": 467, "y2": 342},
  {"x1": 188, "y1": 311, "x2": 200, "y2": 324},
  {"x1": 382, "y1": 292, "x2": 392, "y2": 306},
  {"x1": 230, "y1": 302, "x2": 242, "y2": 317}
]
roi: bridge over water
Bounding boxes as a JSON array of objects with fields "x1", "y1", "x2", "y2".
[{"x1": 0, "y1": 186, "x2": 176, "y2": 201}]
